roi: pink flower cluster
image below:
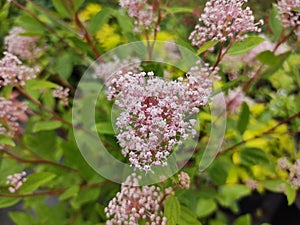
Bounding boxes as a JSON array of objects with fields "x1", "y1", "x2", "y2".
[
  {"x1": 52, "y1": 86, "x2": 70, "y2": 106},
  {"x1": 277, "y1": 157, "x2": 300, "y2": 188},
  {"x1": 189, "y1": 0, "x2": 263, "y2": 47},
  {"x1": 0, "y1": 52, "x2": 38, "y2": 87},
  {"x1": 94, "y1": 56, "x2": 141, "y2": 83},
  {"x1": 6, "y1": 171, "x2": 27, "y2": 193},
  {"x1": 0, "y1": 97, "x2": 28, "y2": 137},
  {"x1": 105, "y1": 173, "x2": 167, "y2": 225},
  {"x1": 119, "y1": 0, "x2": 157, "y2": 33},
  {"x1": 225, "y1": 87, "x2": 252, "y2": 114},
  {"x1": 245, "y1": 179, "x2": 258, "y2": 190},
  {"x1": 4, "y1": 27, "x2": 42, "y2": 60},
  {"x1": 108, "y1": 66, "x2": 215, "y2": 172},
  {"x1": 178, "y1": 171, "x2": 190, "y2": 189},
  {"x1": 277, "y1": 0, "x2": 300, "y2": 37}
]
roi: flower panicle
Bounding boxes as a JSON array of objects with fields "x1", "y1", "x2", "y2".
[{"x1": 189, "y1": 0, "x2": 263, "y2": 47}]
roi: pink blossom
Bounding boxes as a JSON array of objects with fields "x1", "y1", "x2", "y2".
[
  {"x1": 277, "y1": 157, "x2": 300, "y2": 188},
  {"x1": 277, "y1": 0, "x2": 300, "y2": 37},
  {"x1": 119, "y1": 0, "x2": 157, "y2": 33},
  {"x1": 0, "y1": 52, "x2": 39, "y2": 87},
  {"x1": 105, "y1": 173, "x2": 168, "y2": 225},
  {"x1": 246, "y1": 179, "x2": 258, "y2": 190},
  {"x1": 6, "y1": 171, "x2": 27, "y2": 193},
  {"x1": 108, "y1": 66, "x2": 216, "y2": 172},
  {"x1": 52, "y1": 86, "x2": 70, "y2": 106},
  {"x1": 0, "y1": 97, "x2": 28, "y2": 137},
  {"x1": 94, "y1": 56, "x2": 141, "y2": 83},
  {"x1": 225, "y1": 87, "x2": 252, "y2": 114},
  {"x1": 4, "y1": 27, "x2": 43, "y2": 60},
  {"x1": 189, "y1": 0, "x2": 263, "y2": 47},
  {"x1": 289, "y1": 160, "x2": 300, "y2": 188},
  {"x1": 277, "y1": 157, "x2": 290, "y2": 170},
  {"x1": 178, "y1": 171, "x2": 190, "y2": 189}
]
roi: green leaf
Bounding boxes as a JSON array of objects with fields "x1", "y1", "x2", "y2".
[
  {"x1": 89, "y1": 8, "x2": 114, "y2": 34},
  {"x1": 71, "y1": 187, "x2": 100, "y2": 209},
  {"x1": 0, "y1": 2, "x2": 10, "y2": 21},
  {"x1": 263, "y1": 179, "x2": 285, "y2": 192},
  {"x1": 19, "y1": 172, "x2": 56, "y2": 194},
  {"x1": 52, "y1": 0, "x2": 72, "y2": 18},
  {"x1": 16, "y1": 15, "x2": 46, "y2": 34},
  {"x1": 237, "y1": 102, "x2": 250, "y2": 134},
  {"x1": 0, "y1": 197, "x2": 20, "y2": 209},
  {"x1": 257, "y1": 50, "x2": 279, "y2": 65},
  {"x1": 26, "y1": 80, "x2": 58, "y2": 90},
  {"x1": 239, "y1": 148, "x2": 269, "y2": 167},
  {"x1": 164, "y1": 196, "x2": 181, "y2": 225},
  {"x1": 24, "y1": 130, "x2": 57, "y2": 159},
  {"x1": 53, "y1": 52, "x2": 73, "y2": 79},
  {"x1": 197, "y1": 40, "x2": 218, "y2": 55},
  {"x1": 285, "y1": 183, "x2": 296, "y2": 205},
  {"x1": 33, "y1": 121, "x2": 62, "y2": 132},
  {"x1": 227, "y1": 36, "x2": 265, "y2": 56},
  {"x1": 217, "y1": 185, "x2": 251, "y2": 206},
  {"x1": 95, "y1": 122, "x2": 115, "y2": 135},
  {"x1": 9, "y1": 212, "x2": 37, "y2": 225},
  {"x1": 114, "y1": 11, "x2": 134, "y2": 33},
  {"x1": 196, "y1": 198, "x2": 217, "y2": 218},
  {"x1": 232, "y1": 214, "x2": 251, "y2": 225},
  {"x1": 164, "y1": 7, "x2": 193, "y2": 14},
  {"x1": 261, "y1": 51, "x2": 291, "y2": 79},
  {"x1": 270, "y1": 4, "x2": 283, "y2": 40},
  {"x1": 207, "y1": 157, "x2": 233, "y2": 185},
  {"x1": 114, "y1": 11, "x2": 139, "y2": 42},
  {"x1": 59, "y1": 185, "x2": 80, "y2": 201},
  {"x1": 73, "y1": 0, "x2": 84, "y2": 11},
  {"x1": 212, "y1": 75, "x2": 247, "y2": 96},
  {"x1": 292, "y1": 7, "x2": 300, "y2": 12},
  {"x1": 0, "y1": 135, "x2": 15, "y2": 147},
  {"x1": 179, "y1": 206, "x2": 202, "y2": 225}
]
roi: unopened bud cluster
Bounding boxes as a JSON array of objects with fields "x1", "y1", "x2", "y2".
[
  {"x1": 6, "y1": 171, "x2": 27, "y2": 193},
  {"x1": 178, "y1": 172, "x2": 190, "y2": 189},
  {"x1": 0, "y1": 97, "x2": 28, "y2": 137},
  {"x1": 277, "y1": 157, "x2": 300, "y2": 188},
  {"x1": 52, "y1": 86, "x2": 70, "y2": 106}
]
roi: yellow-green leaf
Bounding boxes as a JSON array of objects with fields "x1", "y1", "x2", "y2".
[{"x1": 197, "y1": 40, "x2": 218, "y2": 55}]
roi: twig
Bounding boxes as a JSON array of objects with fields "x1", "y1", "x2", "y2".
[
  {"x1": 220, "y1": 110, "x2": 300, "y2": 155},
  {"x1": 0, "y1": 180, "x2": 109, "y2": 198},
  {"x1": 0, "y1": 148, "x2": 80, "y2": 175}
]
